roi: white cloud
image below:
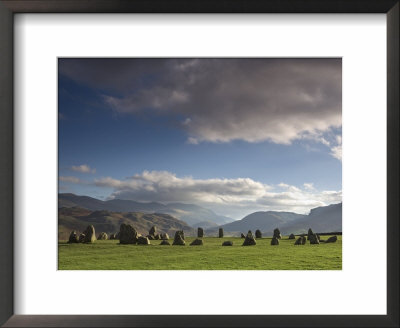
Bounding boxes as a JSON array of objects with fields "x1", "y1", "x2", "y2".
[
  {"x1": 71, "y1": 164, "x2": 96, "y2": 174},
  {"x1": 94, "y1": 171, "x2": 267, "y2": 203},
  {"x1": 92, "y1": 170, "x2": 341, "y2": 219},
  {"x1": 278, "y1": 183, "x2": 301, "y2": 192},
  {"x1": 59, "y1": 176, "x2": 83, "y2": 184},
  {"x1": 303, "y1": 183, "x2": 315, "y2": 190},
  {"x1": 187, "y1": 137, "x2": 199, "y2": 145},
  {"x1": 331, "y1": 145, "x2": 342, "y2": 160},
  {"x1": 299, "y1": 129, "x2": 344, "y2": 161},
  {"x1": 330, "y1": 135, "x2": 342, "y2": 161}
]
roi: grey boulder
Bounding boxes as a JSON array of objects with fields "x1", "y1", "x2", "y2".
[
  {"x1": 160, "y1": 233, "x2": 169, "y2": 240},
  {"x1": 97, "y1": 232, "x2": 108, "y2": 240},
  {"x1": 326, "y1": 235, "x2": 338, "y2": 243},
  {"x1": 149, "y1": 226, "x2": 156, "y2": 236},
  {"x1": 190, "y1": 239, "x2": 203, "y2": 246},
  {"x1": 273, "y1": 228, "x2": 282, "y2": 239},
  {"x1": 78, "y1": 233, "x2": 85, "y2": 243},
  {"x1": 68, "y1": 231, "x2": 79, "y2": 243},
  {"x1": 119, "y1": 223, "x2": 138, "y2": 244},
  {"x1": 83, "y1": 225, "x2": 96, "y2": 243},
  {"x1": 242, "y1": 231, "x2": 256, "y2": 246},
  {"x1": 172, "y1": 230, "x2": 186, "y2": 245},
  {"x1": 294, "y1": 236, "x2": 306, "y2": 245},
  {"x1": 137, "y1": 236, "x2": 151, "y2": 245},
  {"x1": 271, "y1": 237, "x2": 279, "y2": 245},
  {"x1": 309, "y1": 233, "x2": 320, "y2": 244}
]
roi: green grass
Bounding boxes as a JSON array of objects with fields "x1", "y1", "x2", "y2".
[{"x1": 58, "y1": 236, "x2": 342, "y2": 270}]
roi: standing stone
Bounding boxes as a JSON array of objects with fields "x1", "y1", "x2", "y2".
[
  {"x1": 197, "y1": 227, "x2": 204, "y2": 238},
  {"x1": 154, "y1": 233, "x2": 160, "y2": 240},
  {"x1": 172, "y1": 230, "x2": 185, "y2": 245},
  {"x1": 241, "y1": 233, "x2": 246, "y2": 238},
  {"x1": 307, "y1": 228, "x2": 314, "y2": 240},
  {"x1": 294, "y1": 236, "x2": 306, "y2": 245},
  {"x1": 78, "y1": 233, "x2": 85, "y2": 243},
  {"x1": 288, "y1": 233, "x2": 295, "y2": 239},
  {"x1": 83, "y1": 225, "x2": 96, "y2": 243},
  {"x1": 222, "y1": 241, "x2": 233, "y2": 246},
  {"x1": 273, "y1": 228, "x2": 282, "y2": 239},
  {"x1": 147, "y1": 235, "x2": 155, "y2": 240},
  {"x1": 271, "y1": 236, "x2": 279, "y2": 245},
  {"x1": 242, "y1": 231, "x2": 256, "y2": 246},
  {"x1": 179, "y1": 230, "x2": 185, "y2": 240},
  {"x1": 97, "y1": 232, "x2": 108, "y2": 240},
  {"x1": 326, "y1": 235, "x2": 338, "y2": 243},
  {"x1": 309, "y1": 233, "x2": 320, "y2": 244},
  {"x1": 109, "y1": 233, "x2": 116, "y2": 240},
  {"x1": 137, "y1": 236, "x2": 151, "y2": 245},
  {"x1": 190, "y1": 238, "x2": 203, "y2": 246},
  {"x1": 68, "y1": 231, "x2": 79, "y2": 243},
  {"x1": 160, "y1": 233, "x2": 169, "y2": 240},
  {"x1": 255, "y1": 229, "x2": 262, "y2": 239},
  {"x1": 160, "y1": 240, "x2": 170, "y2": 245},
  {"x1": 115, "y1": 232, "x2": 121, "y2": 240},
  {"x1": 218, "y1": 228, "x2": 224, "y2": 238},
  {"x1": 149, "y1": 226, "x2": 156, "y2": 236},
  {"x1": 119, "y1": 223, "x2": 138, "y2": 244}
]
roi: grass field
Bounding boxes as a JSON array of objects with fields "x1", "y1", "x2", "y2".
[{"x1": 58, "y1": 236, "x2": 341, "y2": 270}]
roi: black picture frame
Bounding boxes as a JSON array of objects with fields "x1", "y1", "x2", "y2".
[{"x1": 0, "y1": 1, "x2": 398, "y2": 327}]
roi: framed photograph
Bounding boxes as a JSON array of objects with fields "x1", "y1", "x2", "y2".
[
  {"x1": 0, "y1": 0, "x2": 398, "y2": 327},
  {"x1": 57, "y1": 57, "x2": 343, "y2": 271}
]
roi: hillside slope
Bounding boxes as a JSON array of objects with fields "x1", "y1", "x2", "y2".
[
  {"x1": 206, "y1": 203, "x2": 342, "y2": 236},
  {"x1": 217, "y1": 211, "x2": 305, "y2": 234},
  {"x1": 59, "y1": 193, "x2": 233, "y2": 227},
  {"x1": 278, "y1": 203, "x2": 342, "y2": 234},
  {"x1": 58, "y1": 207, "x2": 194, "y2": 240}
]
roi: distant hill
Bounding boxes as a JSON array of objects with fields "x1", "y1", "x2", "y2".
[
  {"x1": 206, "y1": 211, "x2": 305, "y2": 236},
  {"x1": 206, "y1": 203, "x2": 342, "y2": 236},
  {"x1": 277, "y1": 203, "x2": 342, "y2": 235},
  {"x1": 58, "y1": 206, "x2": 194, "y2": 240},
  {"x1": 59, "y1": 193, "x2": 234, "y2": 227},
  {"x1": 165, "y1": 202, "x2": 233, "y2": 226},
  {"x1": 192, "y1": 220, "x2": 219, "y2": 229},
  {"x1": 225, "y1": 211, "x2": 304, "y2": 232}
]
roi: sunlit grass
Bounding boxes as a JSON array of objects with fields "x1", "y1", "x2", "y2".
[{"x1": 58, "y1": 236, "x2": 342, "y2": 270}]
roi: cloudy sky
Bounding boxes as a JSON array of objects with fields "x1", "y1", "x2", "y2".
[{"x1": 58, "y1": 58, "x2": 342, "y2": 219}]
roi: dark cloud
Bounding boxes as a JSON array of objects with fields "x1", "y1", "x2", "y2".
[{"x1": 59, "y1": 58, "x2": 341, "y2": 145}]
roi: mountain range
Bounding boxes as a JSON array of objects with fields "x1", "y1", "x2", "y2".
[
  {"x1": 58, "y1": 206, "x2": 194, "y2": 240},
  {"x1": 207, "y1": 203, "x2": 342, "y2": 236},
  {"x1": 59, "y1": 193, "x2": 233, "y2": 228},
  {"x1": 58, "y1": 193, "x2": 342, "y2": 238}
]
